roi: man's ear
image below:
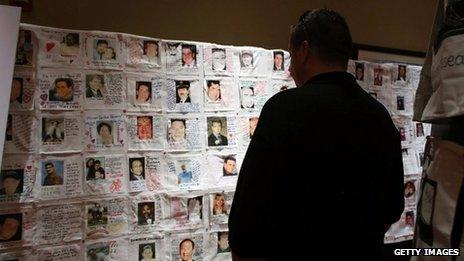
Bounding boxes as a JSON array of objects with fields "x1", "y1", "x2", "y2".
[{"x1": 301, "y1": 40, "x2": 311, "y2": 61}]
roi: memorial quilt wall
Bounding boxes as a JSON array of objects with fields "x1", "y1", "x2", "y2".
[
  {"x1": 347, "y1": 60, "x2": 430, "y2": 243},
  {"x1": 0, "y1": 23, "x2": 426, "y2": 260}
]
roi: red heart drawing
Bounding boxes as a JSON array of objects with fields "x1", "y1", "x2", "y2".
[
  {"x1": 91, "y1": 139, "x2": 95, "y2": 143},
  {"x1": 26, "y1": 165, "x2": 32, "y2": 170},
  {"x1": 46, "y1": 42, "x2": 55, "y2": 52},
  {"x1": 40, "y1": 94, "x2": 47, "y2": 101}
]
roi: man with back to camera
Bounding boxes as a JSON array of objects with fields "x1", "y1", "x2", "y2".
[{"x1": 229, "y1": 9, "x2": 404, "y2": 260}]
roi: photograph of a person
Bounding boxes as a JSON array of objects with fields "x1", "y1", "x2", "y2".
[
  {"x1": 15, "y1": 29, "x2": 33, "y2": 66},
  {"x1": 178, "y1": 163, "x2": 192, "y2": 184},
  {"x1": 217, "y1": 232, "x2": 230, "y2": 253},
  {"x1": 397, "y1": 65, "x2": 407, "y2": 81},
  {"x1": 60, "y1": 33, "x2": 80, "y2": 56},
  {"x1": 96, "y1": 121, "x2": 114, "y2": 146},
  {"x1": 373, "y1": 68, "x2": 383, "y2": 86},
  {"x1": 165, "y1": 42, "x2": 180, "y2": 63},
  {"x1": 355, "y1": 62, "x2": 364, "y2": 81},
  {"x1": 205, "y1": 80, "x2": 221, "y2": 103},
  {"x1": 207, "y1": 117, "x2": 228, "y2": 147},
  {"x1": 212, "y1": 193, "x2": 228, "y2": 215},
  {"x1": 129, "y1": 157, "x2": 145, "y2": 181},
  {"x1": 87, "y1": 203, "x2": 108, "y2": 227},
  {"x1": 223, "y1": 155, "x2": 237, "y2": 176},
  {"x1": 399, "y1": 127, "x2": 406, "y2": 141},
  {"x1": 137, "y1": 202, "x2": 155, "y2": 225},
  {"x1": 240, "y1": 50, "x2": 253, "y2": 68},
  {"x1": 5, "y1": 115, "x2": 12, "y2": 141},
  {"x1": 187, "y1": 196, "x2": 202, "y2": 221},
  {"x1": 397, "y1": 96, "x2": 405, "y2": 111},
  {"x1": 42, "y1": 118, "x2": 64, "y2": 143},
  {"x1": 135, "y1": 81, "x2": 152, "y2": 105},
  {"x1": 85, "y1": 74, "x2": 104, "y2": 99},
  {"x1": 249, "y1": 117, "x2": 259, "y2": 139},
  {"x1": 0, "y1": 213, "x2": 22, "y2": 242},
  {"x1": 49, "y1": 78, "x2": 74, "y2": 102},
  {"x1": 405, "y1": 211, "x2": 415, "y2": 227},
  {"x1": 93, "y1": 39, "x2": 116, "y2": 60},
  {"x1": 181, "y1": 44, "x2": 197, "y2": 67},
  {"x1": 85, "y1": 158, "x2": 105, "y2": 181},
  {"x1": 168, "y1": 119, "x2": 187, "y2": 147},
  {"x1": 137, "y1": 116, "x2": 153, "y2": 140},
  {"x1": 179, "y1": 238, "x2": 195, "y2": 261},
  {"x1": 10, "y1": 77, "x2": 23, "y2": 106},
  {"x1": 175, "y1": 81, "x2": 191, "y2": 103},
  {"x1": 416, "y1": 123, "x2": 425, "y2": 137},
  {"x1": 42, "y1": 161, "x2": 64, "y2": 186},
  {"x1": 240, "y1": 86, "x2": 255, "y2": 109},
  {"x1": 142, "y1": 40, "x2": 159, "y2": 63},
  {"x1": 404, "y1": 181, "x2": 416, "y2": 198},
  {"x1": 212, "y1": 48, "x2": 226, "y2": 71},
  {"x1": 86, "y1": 245, "x2": 109, "y2": 261},
  {"x1": 0, "y1": 170, "x2": 23, "y2": 196},
  {"x1": 139, "y1": 243, "x2": 155, "y2": 261},
  {"x1": 273, "y1": 51, "x2": 284, "y2": 71}
]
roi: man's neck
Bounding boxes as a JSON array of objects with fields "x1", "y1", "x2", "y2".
[{"x1": 299, "y1": 63, "x2": 346, "y2": 87}]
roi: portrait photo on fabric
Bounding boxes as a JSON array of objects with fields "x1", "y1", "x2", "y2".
[
  {"x1": 273, "y1": 51, "x2": 284, "y2": 71},
  {"x1": 142, "y1": 40, "x2": 160, "y2": 64},
  {"x1": 135, "y1": 81, "x2": 152, "y2": 105},
  {"x1": 0, "y1": 170, "x2": 23, "y2": 196},
  {"x1": 355, "y1": 62, "x2": 364, "y2": 81},
  {"x1": 10, "y1": 77, "x2": 23, "y2": 105},
  {"x1": 60, "y1": 33, "x2": 80, "y2": 57},
  {"x1": 93, "y1": 39, "x2": 116, "y2": 60},
  {"x1": 212, "y1": 48, "x2": 226, "y2": 71},
  {"x1": 205, "y1": 80, "x2": 221, "y2": 103},
  {"x1": 96, "y1": 121, "x2": 115, "y2": 146},
  {"x1": 86, "y1": 203, "x2": 108, "y2": 227},
  {"x1": 85, "y1": 157, "x2": 106, "y2": 181},
  {"x1": 86, "y1": 244, "x2": 109, "y2": 261},
  {"x1": 397, "y1": 65, "x2": 407, "y2": 81},
  {"x1": 49, "y1": 78, "x2": 74, "y2": 102},
  {"x1": 373, "y1": 68, "x2": 383, "y2": 86},
  {"x1": 137, "y1": 116, "x2": 153, "y2": 140},
  {"x1": 181, "y1": 44, "x2": 197, "y2": 68},
  {"x1": 0, "y1": 213, "x2": 22, "y2": 242},
  {"x1": 207, "y1": 117, "x2": 228, "y2": 147},
  {"x1": 85, "y1": 74, "x2": 105, "y2": 100},
  {"x1": 177, "y1": 161, "x2": 193, "y2": 185},
  {"x1": 137, "y1": 202, "x2": 155, "y2": 225},
  {"x1": 139, "y1": 242, "x2": 156, "y2": 261},
  {"x1": 239, "y1": 50, "x2": 254, "y2": 69},
  {"x1": 175, "y1": 81, "x2": 191, "y2": 104},
  {"x1": 41, "y1": 161, "x2": 64, "y2": 186},
  {"x1": 16, "y1": 29, "x2": 33, "y2": 66},
  {"x1": 42, "y1": 118, "x2": 65, "y2": 143},
  {"x1": 129, "y1": 157, "x2": 146, "y2": 181}
]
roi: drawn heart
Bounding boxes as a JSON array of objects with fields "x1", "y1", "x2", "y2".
[
  {"x1": 46, "y1": 42, "x2": 55, "y2": 52},
  {"x1": 40, "y1": 94, "x2": 47, "y2": 101},
  {"x1": 91, "y1": 139, "x2": 95, "y2": 144},
  {"x1": 26, "y1": 165, "x2": 32, "y2": 170},
  {"x1": 70, "y1": 59, "x2": 74, "y2": 64}
]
